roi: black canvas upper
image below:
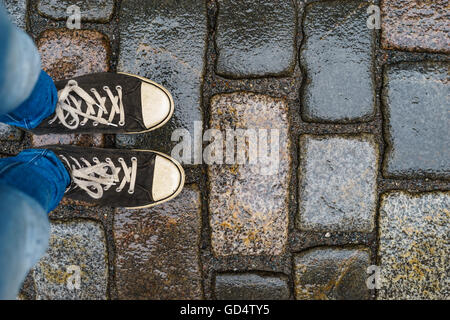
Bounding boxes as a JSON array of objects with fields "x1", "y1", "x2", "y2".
[
  {"x1": 33, "y1": 73, "x2": 169, "y2": 134},
  {"x1": 46, "y1": 145, "x2": 161, "y2": 208}
]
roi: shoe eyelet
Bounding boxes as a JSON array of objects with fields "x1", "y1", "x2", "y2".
[
  {"x1": 103, "y1": 86, "x2": 109, "y2": 91},
  {"x1": 80, "y1": 122, "x2": 86, "y2": 126},
  {"x1": 90, "y1": 88, "x2": 96, "y2": 93},
  {"x1": 105, "y1": 157, "x2": 111, "y2": 162},
  {"x1": 93, "y1": 122, "x2": 99, "y2": 126},
  {"x1": 116, "y1": 188, "x2": 122, "y2": 192},
  {"x1": 119, "y1": 121, "x2": 125, "y2": 126},
  {"x1": 116, "y1": 85, "x2": 122, "y2": 90},
  {"x1": 128, "y1": 189, "x2": 134, "y2": 194},
  {"x1": 131, "y1": 157, "x2": 137, "y2": 162},
  {"x1": 118, "y1": 157, "x2": 124, "y2": 162},
  {"x1": 93, "y1": 157, "x2": 99, "y2": 162}
]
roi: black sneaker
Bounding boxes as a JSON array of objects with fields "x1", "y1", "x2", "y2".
[
  {"x1": 32, "y1": 72, "x2": 174, "y2": 135},
  {"x1": 46, "y1": 145, "x2": 184, "y2": 209}
]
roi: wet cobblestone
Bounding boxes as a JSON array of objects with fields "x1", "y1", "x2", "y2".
[
  {"x1": 37, "y1": 28, "x2": 110, "y2": 81},
  {"x1": 381, "y1": 0, "x2": 450, "y2": 53},
  {"x1": 32, "y1": 133, "x2": 104, "y2": 148},
  {"x1": 208, "y1": 92, "x2": 290, "y2": 256},
  {"x1": 0, "y1": 123, "x2": 23, "y2": 141},
  {"x1": 382, "y1": 62, "x2": 449, "y2": 179},
  {"x1": 114, "y1": 186, "x2": 203, "y2": 299},
  {"x1": 300, "y1": 0, "x2": 376, "y2": 122},
  {"x1": 298, "y1": 135, "x2": 378, "y2": 233},
  {"x1": 215, "y1": 0, "x2": 296, "y2": 78},
  {"x1": 294, "y1": 247, "x2": 371, "y2": 300},
  {"x1": 3, "y1": 0, "x2": 27, "y2": 29},
  {"x1": 379, "y1": 192, "x2": 449, "y2": 300},
  {"x1": 215, "y1": 273, "x2": 290, "y2": 300},
  {"x1": 32, "y1": 220, "x2": 108, "y2": 300},
  {"x1": 37, "y1": 0, "x2": 114, "y2": 23},
  {"x1": 117, "y1": 0, "x2": 207, "y2": 155}
]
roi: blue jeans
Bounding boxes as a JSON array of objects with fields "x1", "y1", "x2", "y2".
[{"x1": 0, "y1": 3, "x2": 69, "y2": 299}]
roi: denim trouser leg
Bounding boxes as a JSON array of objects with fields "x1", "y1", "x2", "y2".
[
  {"x1": 0, "y1": 150, "x2": 70, "y2": 299},
  {"x1": 0, "y1": 3, "x2": 42, "y2": 115},
  {"x1": 0, "y1": 186, "x2": 49, "y2": 300},
  {"x1": 0, "y1": 3, "x2": 57, "y2": 130},
  {"x1": 0, "y1": 149, "x2": 71, "y2": 213},
  {"x1": 0, "y1": 3, "x2": 64, "y2": 299},
  {"x1": 0, "y1": 70, "x2": 58, "y2": 129}
]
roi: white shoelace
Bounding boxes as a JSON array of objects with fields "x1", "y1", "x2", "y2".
[
  {"x1": 49, "y1": 80, "x2": 125, "y2": 129},
  {"x1": 60, "y1": 155, "x2": 138, "y2": 199}
]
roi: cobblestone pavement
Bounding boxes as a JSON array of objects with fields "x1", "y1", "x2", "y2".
[{"x1": 1, "y1": 0, "x2": 448, "y2": 300}]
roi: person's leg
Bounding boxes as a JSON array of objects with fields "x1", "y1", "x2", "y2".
[
  {"x1": 0, "y1": 149, "x2": 70, "y2": 299},
  {"x1": 0, "y1": 70, "x2": 57, "y2": 130},
  {"x1": 0, "y1": 186, "x2": 49, "y2": 299},
  {"x1": 0, "y1": 3, "x2": 42, "y2": 115},
  {"x1": 0, "y1": 3, "x2": 63, "y2": 300}
]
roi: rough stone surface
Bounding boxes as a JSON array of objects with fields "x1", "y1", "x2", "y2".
[
  {"x1": 215, "y1": 273, "x2": 290, "y2": 300},
  {"x1": 3, "y1": 0, "x2": 27, "y2": 29},
  {"x1": 37, "y1": 28, "x2": 110, "y2": 81},
  {"x1": 382, "y1": 62, "x2": 449, "y2": 179},
  {"x1": 117, "y1": 0, "x2": 207, "y2": 155},
  {"x1": 215, "y1": 0, "x2": 296, "y2": 78},
  {"x1": 37, "y1": 0, "x2": 114, "y2": 22},
  {"x1": 32, "y1": 220, "x2": 108, "y2": 300},
  {"x1": 300, "y1": 0, "x2": 375, "y2": 122},
  {"x1": 209, "y1": 92, "x2": 290, "y2": 256},
  {"x1": 381, "y1": 0, "x2": 450, "y2": 53},
  {"x1": 0, "y1": 123, "x2": 23, "y2": 141},
  {"x1": 32, "y1": 133, "x2": 104, "y2": 148},
  {"x1": 114, "y1": 185, "x2": 203, "y2": 300},
  {"x1": 298, "y1": 135, "x2": 378, "y2": 233},
  {"x1": 294, "y1": 247, "x2": 371, "y2": 300},
  {"x1": 378, "y1": 192, "x2": 450, "y2": 300}
]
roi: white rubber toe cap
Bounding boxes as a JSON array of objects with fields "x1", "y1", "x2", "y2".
[
  {"x1": 152, "y1": 155, "x2": 183, "y2": 202},
  {"x1": 141, "y1": 82, "x2": 173, "y2": 129}
]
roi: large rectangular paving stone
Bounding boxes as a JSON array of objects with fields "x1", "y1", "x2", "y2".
[
  {"x1": 298, "y1": 135, "x2": 378, "y2": 233},
  {"x1": 114, "y1": 185, "x2": 203, "y2": 299},
  {"x1": 382, "y1": 62, "x2": 449, "y2": 179},
  {"x1": 379, "y1": 192, "x2": 449, "y2": 300},
  {"x1": 117, "y1": 0, "x2": 207, "y2": 155},
  {"x1": 294, "y1": 247, "x2": 371, "y2": 300},
  {"x1": 209, "y1": 92, "x2": 290, "y2": 256},
  {"x1": 215, "y1": 0, "x2": 296, "y2": 78},
  {"x1": 37, "y1": 28, "x2": 111, "y2": 81},
  {"x1": 300, "y1": 0, "x2": 376, "y2": 123},
  {"x1": 3, "y1": 0, "x2": 27, "y2": 29},
  {"x1": 381, "y1": 0, "x2": 450, "y2": 53},
  {"x1": 215, "y1": 273, "x2": 290, "y2": 300},
  {"x1": 37, "y1": 0, "x2": 114, "y2": 22},
  {"x1": 32, "y1": 220, "x2": 108, "y2": 300}
]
